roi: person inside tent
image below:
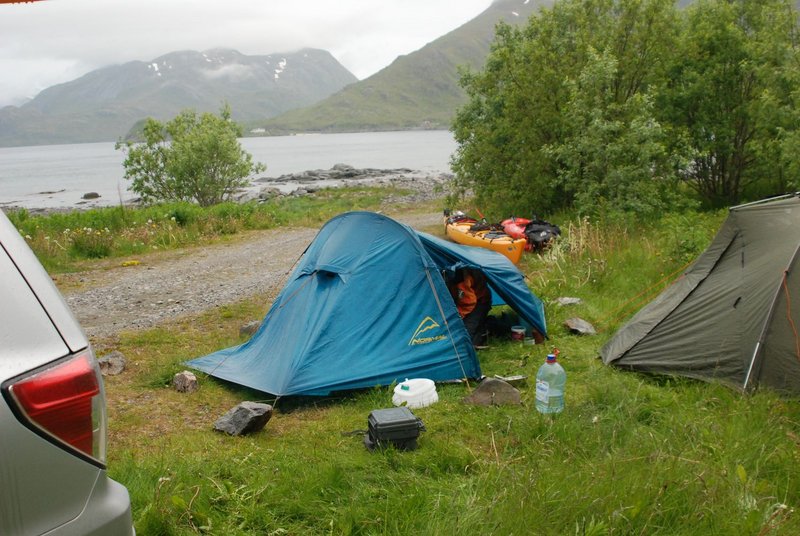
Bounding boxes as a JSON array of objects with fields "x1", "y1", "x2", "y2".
[{"x1": 449, "y1": 268, "x2": 492, "y2": 348}]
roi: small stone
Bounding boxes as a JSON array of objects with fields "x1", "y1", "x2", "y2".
[
  {"x1": 173, "y1": 371, "x2": 198, "y2": 393},
  {"x1": 82, "y1": 192, "x2": 101, "y2": 199},
  {"x1": 214, "y1": 402, "x2": 273, "y2": 436},
  {"x1": 556, "y1": 297, "x2": 583, "y2": 306},
  {"x1": 240, "y1": 320, "x2": 261, "y2": 337},
  {"x1": 564, "y1": 317, "x2": 597, "y2": 336},
  {"x1": 463, "y1": 378, "x2": 521, "y2": 406},
  {"x1": 97, "y1": 351, "x2": 126, "y2": 376}
]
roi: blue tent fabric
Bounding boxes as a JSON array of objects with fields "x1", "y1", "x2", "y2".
[
  {"x1": 416, "y1": 232, "x2": 547, "y2": 337},
  {"x1": 187, "y1": 212, "x2": 546, "y2": 396}
]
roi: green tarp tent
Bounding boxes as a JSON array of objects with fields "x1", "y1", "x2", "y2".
[{"x1": 600, "y1": 194, "x2": 800, "y2": 394}]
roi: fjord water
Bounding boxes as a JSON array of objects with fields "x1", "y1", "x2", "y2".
[{"x1": 0, "y1": 130, "x2": 456, "y2": 210}]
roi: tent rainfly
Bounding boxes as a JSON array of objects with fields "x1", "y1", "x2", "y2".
[
  {"x1": 187, "y1": 211, "x2": 547, "y2": 396},
  {"x1": 600, "y1": 194, "x2": 800, "y2": 394}
]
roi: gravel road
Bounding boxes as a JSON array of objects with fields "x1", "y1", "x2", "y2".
[{"x1": 61, "y1": 211, "x2": 443, "y2": 342}]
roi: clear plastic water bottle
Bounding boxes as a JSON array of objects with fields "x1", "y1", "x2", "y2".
[{"x1": 535, "y1": 353, "x2": 566, "y2": 414}]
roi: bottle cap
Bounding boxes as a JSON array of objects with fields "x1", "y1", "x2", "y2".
[{"x1": 546, "y1": 353, "x2": 557, "y2": 363}]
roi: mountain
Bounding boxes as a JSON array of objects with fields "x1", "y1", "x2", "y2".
[
  {"x1": 255, "y1": 0, "x2": 553, "y2": 134},
  {"x1": 0, "y1": 48, "x2": 357, "y2": 147}
]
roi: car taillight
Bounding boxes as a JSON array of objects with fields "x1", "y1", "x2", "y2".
[{"x1": 6, "y1": 350, "x2": 107, "y2": 467}]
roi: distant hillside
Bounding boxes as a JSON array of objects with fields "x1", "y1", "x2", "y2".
[
  {"x1": 256, "y1": 0, "x2": 553, "y2": 134},
  {"x1": 0, "y1": 48, "x2": 356, "y2": 147}
]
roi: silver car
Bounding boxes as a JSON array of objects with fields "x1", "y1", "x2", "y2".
[{"x1": 0, "y1": 210, "x2": 134, "y2": 535}]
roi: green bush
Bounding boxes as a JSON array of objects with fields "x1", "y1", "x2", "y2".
[
  {"x1": 162, "y1": 202, "x2": 200, "y2": 227},
  {"x1": 67, "y1": 227, "x2": 114, "y2": 259}
]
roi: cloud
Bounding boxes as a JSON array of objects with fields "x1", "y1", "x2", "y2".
[
  {"x1": 201, "y1": 63, "x2": 256, "y2": 82},
  {"x1": 0, "y1": 0, "x2": 492, "y2": 107}
]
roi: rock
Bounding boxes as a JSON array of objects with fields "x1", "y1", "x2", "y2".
[
  {"x1": 463, "y1": 378, "x2": 521, "y2": 406},
  {"x1": 173, "y1": 371, "x2": 198, "y2": 393},
  {"x1": 232, "y1": 190, "x2": 257, "y2": 203},
  {"x1": 493, "y1": 374, "x2": 528, "y2": 387},
  {"x1": 258, "y1": 187, "x2": 281, "y2": 200},
  {"x1": 564, "y1": 317, "x2": 597, "y2": 336},
  {"x1": 82, "y1": 192, "x2": 101, "y2": 199},
  {"x1": 214, "y1": 402, "x2": 273, "y2": 436},
  {"x1": 556, "y1": 297, "x2": 583, "y2": 306},
  {"x1": 239, "y1": 320, "x2": 261, "y2": 337},
  {"x1": 332, "y1": 164, "x2": 357, "y2": 177},
  {"x1": 97, "y1": 351, "x2": 126, "y2": 376}
]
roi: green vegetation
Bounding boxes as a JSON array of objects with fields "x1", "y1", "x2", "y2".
[
  {"x1": 93, "y1": 209, "x2": 800, "y2": 535},
  {"x1": 15, "y1": 3, "x2": 800, "y2": 532},
  {"x1": 115, "y1": 106, "x2": 266, "y2": 206},
  {"x1": 451, "y1": 0, "x2": 800, "y2": 216},
  {"x1": 6, "y1": 186, "x2": 405, "y2": 272},
  {"x1": 256, "y1": 0, "x2": 545, "y2": 134}
]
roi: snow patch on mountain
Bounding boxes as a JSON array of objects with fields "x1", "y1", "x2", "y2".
[{"x1": 274, "y1": 58, "x2": 287, "y2": 80}]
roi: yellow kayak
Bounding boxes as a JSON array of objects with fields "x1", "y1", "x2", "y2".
[{"x1": 444, "y1": 212, "x2": 526, "y2": 265}]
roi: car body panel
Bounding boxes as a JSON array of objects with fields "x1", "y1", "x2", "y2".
[
  {"x1": 0, "y1": 212, "x2": 86, "y2": 356},
  {"x1": 0, "y1": 242, "x2": 69, "y2": 370},
  {"x1": 0, "y1": 210, "x2": 133, "y2": 536},
  {"x1": 0, "y1": 406, "x2": 101, "y2": 534}
]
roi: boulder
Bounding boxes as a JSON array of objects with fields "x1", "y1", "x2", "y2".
[
  {"x1": 82, "y1": 192, "x2": 101, "y2": 199},
  {"x1": 463, "y1": 378, "x2": 521, "y2": 406},
  {"x1": 214, "y1": 402, "x2": 274, "y2": 436},
  {"x1": 258, "y1": 187, "x2": 281, "y2": 200},
  {"x1": 97, "y1": 351, "x2": 126, "y2": 376},
  {"x1": 564, "y1": 317, "x2": 597, "y2": 336},
  {"x1": 173, "y1": 371, "x2": 198, "y2": 393}
]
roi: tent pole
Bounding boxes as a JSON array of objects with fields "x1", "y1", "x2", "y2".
[
  {"x1": 743, "y1": 342, "x2": 760, "y2": 392},
  {"x1": 425, "y1": 268, "x2": 471, "y2": 389},
  {"x1": 744, "y1": 243, "x2": 800, "y2": 392},
  {"x1": 731, "y1": 192, "x2": 799, "y2": 211}
]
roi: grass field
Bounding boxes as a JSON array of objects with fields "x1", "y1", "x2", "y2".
[
  {"x1": 22, "y1": 191, "x2": 800, "y2": 534},
  {"x1": 6, "y1": 186, "x2": 406, "y2": 273}
]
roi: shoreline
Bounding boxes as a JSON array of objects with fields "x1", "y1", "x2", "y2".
[{"x1": 1, "y1": 165, "x2": 453, "y2": 216}]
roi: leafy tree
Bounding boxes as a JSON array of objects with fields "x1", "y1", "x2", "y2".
[
  {"x1": 545, "y1": 47, "x2": 688, "y2": 219},
  {"x1": 116, "y1": 106, "x2": 265, "y2": 206},
  {"x1": 450, "y1": 0, "x2": 680, "y2": 219},
  {"x1": 452, "y1": 0, "x2": 800, "y2": 216},
  {"x1": 659, "y1": 0, "x2": 800, "y2": 207}
]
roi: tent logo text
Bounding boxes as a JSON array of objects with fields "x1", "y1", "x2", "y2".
[{"x1": 409, "y1": 316, "x2": 447, "y2": 346}]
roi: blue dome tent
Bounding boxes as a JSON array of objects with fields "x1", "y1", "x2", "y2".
[{"x1": 188, "y1": 212, "x2": 546, "y2": 396}]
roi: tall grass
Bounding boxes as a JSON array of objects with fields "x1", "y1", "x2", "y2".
[
  {"x1": 6, "y1": 186, "x2": 408, "y2": 272},
  {"x1": 94, "y1": 209, "x2": 800, "y2": 535}
]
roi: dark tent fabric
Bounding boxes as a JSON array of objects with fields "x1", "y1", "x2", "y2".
[
  {"x1": 188, "y1": 211, "x2": 546, "y2": 396},
  {"x1": 600, "y1": 194, "x2": 800, "y2": 394}
]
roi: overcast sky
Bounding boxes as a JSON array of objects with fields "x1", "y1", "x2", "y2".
[{"x1": 0, "y1": 0, "x2": 494, "y2": 107}]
